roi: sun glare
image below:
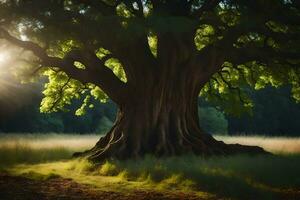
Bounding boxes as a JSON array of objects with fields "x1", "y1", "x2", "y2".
[
  {"x1": 0, "y1": 51, "x2": 11, "y2": 87},
  {"x1": 0, "y1": 52, "x2": 8, "y2": 64}
]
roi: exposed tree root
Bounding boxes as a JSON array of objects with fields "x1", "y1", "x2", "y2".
[{"x1": 73, "y1": 114, "x2": 270, "y2": 162}]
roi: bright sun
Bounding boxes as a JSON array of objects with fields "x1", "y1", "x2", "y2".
[{"x1": 0, "y1": 52, "x2": 8, "y2": 64}]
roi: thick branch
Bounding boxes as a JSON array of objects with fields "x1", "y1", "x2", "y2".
[
  {"x1": 226, "y1": 45, "x2": 299, "y2": 68},
  {"x1": 195, "y1": 16, "x2": 273, "y2": 76},
  {"x1": 0, "y1": 28, "x2": 128, "y2": 105},
  {"x1": 196, "y1": 20, "x2": 247, "y2": 71}
]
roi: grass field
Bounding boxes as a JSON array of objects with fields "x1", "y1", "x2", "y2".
[
  {"x1": 0, "y1": 134, "x2": 98, "y2": 166},
  {"x1": 0, "y1": 134, "x2": 299, "y2": 200}
]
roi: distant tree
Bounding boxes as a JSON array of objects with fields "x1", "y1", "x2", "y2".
[
  {"x1": 227, "y1": 86, "x2": 300, "y2": 136},
  {"x1": 0, "y1": 0, "x2": 299, "y2": 160},
  {"x1": 199, "y1": 107, "x2": 228, "y2": 135},
  {"x1": 0, "y1": 76, "x2": 117, "y2": 133},
  {"x1": 0, "y1": 90, "x2": 117, "y2": 133}
]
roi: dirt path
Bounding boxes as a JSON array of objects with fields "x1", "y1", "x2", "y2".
[{"x1": 0, "y1": 173, "x2": 205, "y2": 200}]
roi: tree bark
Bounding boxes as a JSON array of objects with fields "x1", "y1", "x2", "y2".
[{"x1": 75, "y1": 72, "x2": 269, "y2": 162}]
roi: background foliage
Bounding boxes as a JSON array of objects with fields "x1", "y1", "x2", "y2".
[{"x1": 1, "y1": 81, "x2": 299, "y2": 135}]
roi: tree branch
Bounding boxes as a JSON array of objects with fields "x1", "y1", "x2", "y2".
[
  {"x1": 136, "y1": 0, "x2": 144, "y2": 17},
  {"x1": 195, "y1": 21, "x2": 246, "y2": 76},
  {"x1": 0, "y1": 28, "x2": 128, "y2": 106},
  {"x1": 50, "y1": 76, "x2": 72, "y2": 111},
  {"x1": 226, "y1": 45, "x2": 299, "y2": 68},
  {"x1": 218, "y1": 72, "x2": 246, "y2": 104}
]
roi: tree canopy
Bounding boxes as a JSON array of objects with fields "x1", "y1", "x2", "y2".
[{"x1": 0, "y1": 0, "x2": 299, "y2": 116}]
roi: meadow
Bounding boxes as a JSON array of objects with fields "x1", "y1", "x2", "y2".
[{"x1": 0, "y1": 134, "x2": 299, "y2": 200}]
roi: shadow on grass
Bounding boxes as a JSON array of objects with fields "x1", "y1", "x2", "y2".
[{"x1": 102, "y1": 154, "x2": 300, "y2": 200}]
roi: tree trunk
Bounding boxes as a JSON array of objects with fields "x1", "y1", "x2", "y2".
[{"x1": 74, "y1": 75, "x2": 268, "y2": 162}]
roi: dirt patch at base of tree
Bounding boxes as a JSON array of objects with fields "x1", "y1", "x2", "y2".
[{"x1": 0, "y1": 173, "x2": 205, "y2": 200}]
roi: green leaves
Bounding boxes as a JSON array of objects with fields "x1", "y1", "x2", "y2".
[
  {"x1": 1, "y1": 0, "x2": 299, "y2": 118},
  {"x1": 75, "y1": 95, "x2": 90, "y2": 116},
  {"x1": 201, "y1": 59, "x2": 300, "y2": 116},
  {"x1": 90, "y1": 86, "x2": 108, "y2": 103},
  {"x1": 40, "y1": 70, "x2": 80, "y2": 113},
  {"x1": 147, "y1": 33, "x2": 157, "y2": 57},
  {"x1": 194, "y1": 25, "x2": 215, "y2": 50},
  {"x1": 200, "y1": 74, "x2": 254, "y2": 117},
  {"x1": 105, "y1": 58, "x2": 127, "y2": 83},
  {"x1": 40, "y1": 70, "x2": 109, "y2": 116},
  {"x1": 289, "y1": 69, "x2": 300, "y2": 103}
]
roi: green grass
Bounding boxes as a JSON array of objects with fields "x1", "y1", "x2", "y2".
[
  {"x1": 97, "y1": 154, "x2": 300, "y2": 199},
  {"x1": 0, "y1": 133, "x2": 98, "y2": 166},
  {"x1": 1, "y1": 133, "x2": 300, "y2": 200}
]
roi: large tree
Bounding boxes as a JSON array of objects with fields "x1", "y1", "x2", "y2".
[{"x1": 0, "y1": 0, "x2": 299, "y2": 161}]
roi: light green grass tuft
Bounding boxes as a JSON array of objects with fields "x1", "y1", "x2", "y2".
[{"x1": 99, "y1": 161, "x2": 118, "y2": 176}]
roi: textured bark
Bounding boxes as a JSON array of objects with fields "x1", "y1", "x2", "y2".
[{"x1": 75, "y1": 72, "x2": 268, "y2": 162}]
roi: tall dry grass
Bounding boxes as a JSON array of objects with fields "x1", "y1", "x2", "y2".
[
  {"x1": 215, "y1": 135, "x2": 300, "y2": 154},
  {"x1": 1, "y1": 134, "x2": 300, "y2": 167},
  {"x1": 0, "y1": 134, "x2": 99, "y2": 166}
]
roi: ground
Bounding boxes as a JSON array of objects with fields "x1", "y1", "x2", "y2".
[
  {"x1": 1, "y1": 172, "x2": 299, "y2": 200},
  {"x1": 0, "y1": 173, "x2": 203, "y2": 200},
  {"x1": 1, "y1": 134, "x2": 300, "y2": 200}
]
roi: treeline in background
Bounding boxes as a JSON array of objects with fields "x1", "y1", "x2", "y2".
[{"x1": 0, "y1": 81, "x2": 300, "y2": 136}]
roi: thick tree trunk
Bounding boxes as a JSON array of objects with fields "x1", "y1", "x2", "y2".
[{"x1": 75, "y1": 77, "x2": 268, "y2": 162}]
